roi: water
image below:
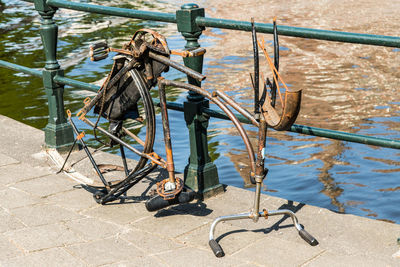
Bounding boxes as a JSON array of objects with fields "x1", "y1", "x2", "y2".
[{"x1": 0, "y1": 0, "x2": 399, "y2": 223}]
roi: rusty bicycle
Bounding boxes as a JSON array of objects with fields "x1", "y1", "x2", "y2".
[{"x1": 62, "y1": 18, "x2": 318, "y2": 257}]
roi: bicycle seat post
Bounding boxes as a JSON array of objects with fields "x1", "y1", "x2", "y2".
[{"x1": 251, "y1": 116, "x2": 268, "y2": 222}]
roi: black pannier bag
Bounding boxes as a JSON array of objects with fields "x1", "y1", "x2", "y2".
[{"x1": 94, "y1": 29, "x2": 170, "y2": 133}]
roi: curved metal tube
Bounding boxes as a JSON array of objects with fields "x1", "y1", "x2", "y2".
[
  {"x1": 266, "y1": 209, "x2": 303, "y2": 231},
  {"x1": 158, "y1": 79, "x2": 256, "y2": 173},
  {"x1": 214, "y1": 90, "x2": 259, "y2": 127},
  {"x1": 209, "y1": 213, "x2": 251, "y2": 240},
  {"x1": 149, "y1": 52, "x2": 206, "y2": 82},
  {"x1": 209, "y1": 209, "x2": 303, "y2": 241}
]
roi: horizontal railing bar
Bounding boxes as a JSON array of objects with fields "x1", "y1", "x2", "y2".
[
  {"x1": 1, "y1": 60, "x2": 399, "y2": 149},
  {"x1": 46, "y1": 0, "x2": 176, "y2": 23},
  {"x1": 152, "y1": 98, "x2": 400, "y2": 150},
  {"x1": 0, "y1": 60, "x2": 100, "y2": 92},
  {"x1": 53, "y1": 75, "x2": 99, "y2": 92},
  {"x1": 290, "y1": 124, "x2": 400, "y2": 149},
  {"x1": 40, "y1": 0, "x2": 400, "y2": 48},
  {"x1": 0, "y1": 60, "x2": 42, "y2": 77},
  {"x1": 196, "y1": 17, "x2": 400, "y2": 48}
]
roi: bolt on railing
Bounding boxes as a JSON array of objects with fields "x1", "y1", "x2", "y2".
[{"x1": 0, "y1": 0, "x2": 399, "y2": 198}]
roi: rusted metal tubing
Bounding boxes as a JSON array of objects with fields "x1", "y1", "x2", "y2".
[
  {"x1": 83, "y1": 118, "x2": 166, "y2": 168},
  {"x1": 255, "y1": 119, "x2": 267, "y2": 178},
  {"x1": 171, "y1": 47, "x2": 206, "y2": 58},
  {"x1": 89, "y1": 44, "x2": 206, "y2": 82},
  {"x1": 159, "y1": 79, "x2": 256, "y2": 173},
  {"x1": 162, "y1": 79, "x2": 213, "y2": 99},
  {"x1": 214, "y1": 91, "x2": 259, "y2": 127},
  {"x1": 68, "y1": 116, "x2": 109, "y2": 187},
  {"x1": 157, "y1": 79, "x2": 176, "y2": 183},
  {"x1": 149, "y1": 52, "x2": 206, "y2": 82},
  {"x1": 252, "y1": 118, "x2": 268, "y2": 219},
  {"x1": 122, "y1": 127, "x2": 145, "y2": 147},
  {"x1": 211, "y1": 96, "x2": 256, "y2": 173}
]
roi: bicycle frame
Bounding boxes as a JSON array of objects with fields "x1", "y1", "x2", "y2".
[
  {"x1": 63, "y1": 25, "x2": 317, "y2": 257},
  {"x1": 155, "y1": 78, "x2": 316, "y2": 255}
]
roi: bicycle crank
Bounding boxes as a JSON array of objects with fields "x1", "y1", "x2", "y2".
[{"x1": 145, "y1": 178, "x2": 195, "y2": 211}]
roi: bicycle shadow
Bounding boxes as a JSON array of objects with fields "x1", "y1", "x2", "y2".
[
  {"x1": 153, "y1": 200, "x2": 213, "y2": 217},
  {"x1": 77, "y1": 167, "x2": 165, "y2": 204},
  {"x1": 77, "y1": 167, "x2": 213, "y2": 218},
  {"x1": 257, "y1": 201, "x2": 306, "y2": 234}
]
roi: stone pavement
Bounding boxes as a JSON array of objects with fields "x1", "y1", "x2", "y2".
[{"x1": 0, "y1": 114, "x2": 399, "y2": 266}]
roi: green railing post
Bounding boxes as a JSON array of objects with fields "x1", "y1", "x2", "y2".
[
  {"x1": 34, "y1": 0, "x2": 74, "y2": 151},
  {"x1": 177, "y1": 3, "x2": 223, "y2": 198}
]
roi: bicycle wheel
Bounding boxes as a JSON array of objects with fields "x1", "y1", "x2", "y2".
[
  {"x1": 123, "y1": 66, "x2": 156, "y2": 175},
  {"x1": 89, "y1": 56, "x2": 157, "y2": 187}
]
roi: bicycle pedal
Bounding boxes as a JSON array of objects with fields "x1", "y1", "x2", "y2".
[
  {"x1": 145, "y1": 190, "x2": 195, "y2": 212},
  {"x1": 89, "y1": 41, "x2": 110, "y2": 61}
]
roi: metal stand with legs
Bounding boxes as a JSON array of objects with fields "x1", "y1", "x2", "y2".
[
  {"x1": 208, "y1": 20, "x2": 318, "y2": 254},
  {"x1": 208, "y1": 119, "x2": 318, "y2": 258}
]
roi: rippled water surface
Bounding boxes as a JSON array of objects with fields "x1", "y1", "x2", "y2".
[{"x1": 0, "y1": 0, "x2": 399, "y2": 223}]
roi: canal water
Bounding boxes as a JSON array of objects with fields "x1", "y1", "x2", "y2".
[{"x1": 0, "y1": 0, "x2": 399, "y2": 223}]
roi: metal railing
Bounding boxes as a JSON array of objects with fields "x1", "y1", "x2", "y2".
[{"x1": 0, "y1": 0, "x2": 399, "y2": 197}]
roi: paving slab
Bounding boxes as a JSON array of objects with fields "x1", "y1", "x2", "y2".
[
  {"x1": 11, "y1": 173, "x2": 76, "y2": 198},
  {"x1": 0, "y1": 153, "x2": 19, "y2": 167},
  {"x1": 156, "y1": 246, "x2": 248, "y2": 267},
  {"x1": 0, "y1": 163, "x2": 52, "y2": 185},
  {"x1": 64, "y1": 217, "x2": 127, "y2": 242},
  {"x1": 4, "y1": 223, "x2": 84, "y2": 252},
  {"x1": 0, "y1": 234, "x2": 24, "y2": 260},
  {"x1": 0, "y1": 208, "x2": 26, "y2": 233},
  {"x1": 132, "y1": 209, "x2": 212, "y2": 239},
  {"x1": 41, "y1": 187, "x2": 99, "y2": 212},
  {"x1": 65, "y1": 237, "x2": 144, "y2": 266},
  {"x1": 0, "y1": 187, "x2": 42, "y2": 210},
  {"x1": 81, "y1": 202, "x2": 151, "y2": 225},
  {"x1": 0, "y1": 115, "x2": 44, "y2": 166},
  {"x1": 101, "y1": 256, "x2": 166, "y2": 267},
  {"x1": 10, "y1": 203, "x2": 83, "y2": 227},
  {"x1": 0, "y1": 247, "x2": 86, "y2": 267},
  {"x1": 231, "y1": 235, "x2": 325, "y2": 267},
  {"x1": 303, "y1": 251, "x2": 397, "y2": 267},
  {"x1": 120, "y1": 228, "x2": 184, "y2": 255},
  {"x1": 177, "y1": 221, "x2": 263, "y2": 256}
]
